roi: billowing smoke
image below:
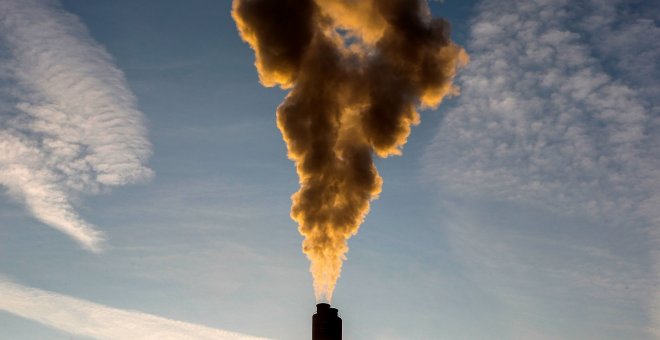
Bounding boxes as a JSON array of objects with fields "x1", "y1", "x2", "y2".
[{"x1": 232, "y1": 0, "x2": 467, "y2": 301}]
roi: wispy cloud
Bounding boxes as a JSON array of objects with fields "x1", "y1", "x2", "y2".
[
  {"x1": 440, "y1": 201, "x2": 653, "y2": 338},
  {"x1": 0, "y1": 0, "x2": 153, "y2": 251},
  {"x1": 424, "y1": 0, "x2": 659, "y2": 337},
  {"x1": 0, "y1": 277, "x2": 270, "y2": 340}
]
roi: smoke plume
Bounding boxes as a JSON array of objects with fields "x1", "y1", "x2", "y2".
[{"x1": 232, "y1": 0, "x2": 467, "y2": 301}]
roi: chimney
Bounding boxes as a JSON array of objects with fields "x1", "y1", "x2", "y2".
[{"x1": 312, "y1": 303, "x2": 342, "y2": 340}]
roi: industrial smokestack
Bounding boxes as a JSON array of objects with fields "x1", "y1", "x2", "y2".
[{"x1": 312, "y1": 303, "x2": 341, "y2": 340}]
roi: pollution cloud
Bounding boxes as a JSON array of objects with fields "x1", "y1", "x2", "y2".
[
  {"x1": 232, "y1": 0, "x2": 467, "y2": 301},
  {"x1": 0, "y1": 0, "x2": 152, "y2": 251}
]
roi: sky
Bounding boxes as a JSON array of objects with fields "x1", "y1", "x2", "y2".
[{"x1": 0, "y1": 0, "x2": 657, "y2": 339}]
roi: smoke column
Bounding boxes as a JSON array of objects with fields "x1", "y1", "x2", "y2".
[{"x1": 232, "y1": 0, "x2": 467, "y2": 301}]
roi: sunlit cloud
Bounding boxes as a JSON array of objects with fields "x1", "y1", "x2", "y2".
[
  {"x1": 0, "y1": 0, "x2": 153, "y2": 251},
  {"x1": 0, "y1": 278, "x2": 270, "y2": 340},
  {"x1": 425, "y1": 0, "x2": 659, "y2": 336}
]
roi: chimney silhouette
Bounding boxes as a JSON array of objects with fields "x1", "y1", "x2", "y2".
[{"x1": 312, "y1": 303, "x2": 342, "y2": 340}]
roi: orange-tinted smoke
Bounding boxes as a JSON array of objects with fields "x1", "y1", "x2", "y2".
[{"x1": 232, "y1": 0, "x2": 468, "y2": 302}]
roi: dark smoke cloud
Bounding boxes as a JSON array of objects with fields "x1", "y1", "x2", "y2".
[{"x1": 233, "y1": 0, "x2": 467, "y2": 301}]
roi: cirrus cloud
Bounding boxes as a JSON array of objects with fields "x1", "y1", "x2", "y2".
[
  {"x1": 0, "y1": 277, "x2": 270, "y2": 340},
  {"x1": 0, "y1": 0, "x2": 153, "y2": 251},
  {"x1": 425, "y1": 0, "x2": 659, "y2": 337}
]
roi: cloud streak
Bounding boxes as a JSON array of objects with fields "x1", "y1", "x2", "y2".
[
  {"x1": 425, "y1": 0, "x2": 659, "y2": 336},
  {"x1": 0, "y1": 278, "x2": 269, "y2": 340},
  {"x1": 0, "y1": 0, "x2": 153, "y2": 251}
]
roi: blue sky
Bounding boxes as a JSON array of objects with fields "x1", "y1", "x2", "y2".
[{"x1": 0, "y1": 0, "x2": 658, "y2": 339}]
